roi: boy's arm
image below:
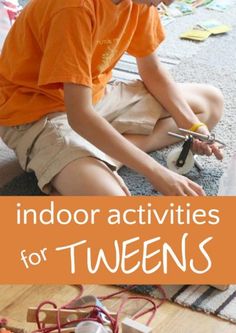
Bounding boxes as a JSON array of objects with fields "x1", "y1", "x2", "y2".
[
  {"x1": 136, "y1": 51, "x2": 222, "y2": 158},
  {"x1": 64, "y1": 83, "x2": 204, "y2": 196},
  {"x1": 136, "y1": 51, "x2": 200, "y2": 129}
]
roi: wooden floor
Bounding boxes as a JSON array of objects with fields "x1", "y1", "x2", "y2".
[{"x1": 0, "y1": 285, "x2": 236, "y2": 333}]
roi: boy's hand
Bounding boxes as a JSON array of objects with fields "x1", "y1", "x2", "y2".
[
  {"x1": 192, "y1": 126, "x2": 224, "y2": 160},
  {"x1": 149, "y1": 166, "x2": 205, "y2": 196}
]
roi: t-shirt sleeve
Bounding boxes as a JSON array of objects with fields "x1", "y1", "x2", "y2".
[
  {"x1": 38, "y1": 7, "x2": 93, "y2": 89},
  {"x1": 127, "y1": 6, "x2": 165, "y2": 58}
]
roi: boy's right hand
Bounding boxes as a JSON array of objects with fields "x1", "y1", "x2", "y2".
[
  {"x1": 192, "y1": 125, "x2": 224, "y2": 161},
  {"x1": 149, "y1": 165, "x2": 205, "y2": 196}
]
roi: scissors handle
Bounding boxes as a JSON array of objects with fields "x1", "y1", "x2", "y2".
[{"x1": 168, "y1": 128, "x2": 226, "y2": 148}]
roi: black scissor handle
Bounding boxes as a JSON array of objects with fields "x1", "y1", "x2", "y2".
[{"x1": 176, "y1": 135, "x2": 193, "y2": 167}]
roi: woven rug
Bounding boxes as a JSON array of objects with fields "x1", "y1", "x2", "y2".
[{"x1": 131, "y1": 285, "x2": 236, "y2": 324}]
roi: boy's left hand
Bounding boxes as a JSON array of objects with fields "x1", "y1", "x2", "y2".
[{"x1": 192, "y1": 126, "x2": 224, "y2": 160}]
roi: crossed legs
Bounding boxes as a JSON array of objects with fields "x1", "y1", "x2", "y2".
[{"x1": 52, "y1": 83, "x2": 224, "y2": 196}]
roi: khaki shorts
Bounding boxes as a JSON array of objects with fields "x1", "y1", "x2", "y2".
[{"x1": 0, "y1": 80, "x2": 167, "y2": 193}]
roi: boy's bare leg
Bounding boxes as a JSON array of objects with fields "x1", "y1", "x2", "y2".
[
  {"x1": 123, "y1": 83, "x2": 224, "y2": 153},
  {"x1": 51, "y1": 83, "x2": 223, "y2": 195},
  {"x1": 52, "y1": 157, "x2": 129, "y2": 196}
]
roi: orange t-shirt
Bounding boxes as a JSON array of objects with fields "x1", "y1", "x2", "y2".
[{"x1": 0, "y1": 0, "x2": 165, "y2": 126}]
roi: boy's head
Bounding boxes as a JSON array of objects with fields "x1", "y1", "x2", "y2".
[{"x1": 112, "y1": 0, "x2": 175, "y2": 6}]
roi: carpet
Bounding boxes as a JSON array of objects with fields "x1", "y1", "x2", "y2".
[
  {"x1": 131, "y1": 284, "x2": 236, "y2": 324},
  {"x1": 0, "y1": 172, "x2": 44, "y2": 196}
]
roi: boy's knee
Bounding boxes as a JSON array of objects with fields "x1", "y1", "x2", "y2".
[
  {"x1": 205, "y1": 85, "x2": 224, "y2": 123},
  {"x1": 106, "y1": 188, "x2": 128, "y2": 196}
]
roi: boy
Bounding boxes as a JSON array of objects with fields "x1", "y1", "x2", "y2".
[{"x1": 0, "y1": 0, "x2": 224, "y2": 196}]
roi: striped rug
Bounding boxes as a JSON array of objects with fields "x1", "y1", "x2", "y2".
[
  {"x1": 114, "y1": 53, "x2": 180, "y2": 82},
  {"x1": 132, "y1": 285, "x2": 236, "y2": 324}
]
